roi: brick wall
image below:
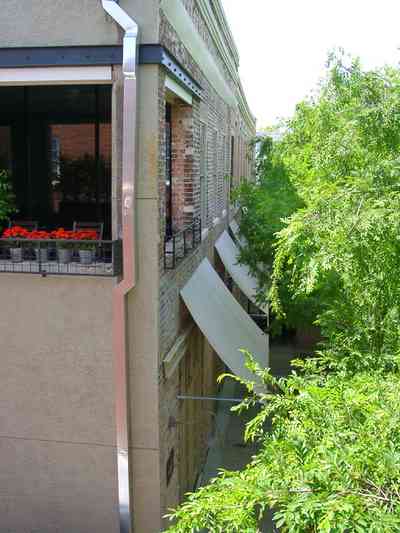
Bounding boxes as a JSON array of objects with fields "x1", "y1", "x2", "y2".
[
  {"x1": 157, "y1": 0, "x2": 256, "y2": 521},
  {"x1": 170, "y1": 101, "x2": 196, "y2": 231}
]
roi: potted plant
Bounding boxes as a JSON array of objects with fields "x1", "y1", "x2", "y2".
[
  {"x1": 2, "y1": 226, "x2": 29, "y2": 262},
  {"x1": 51, "y1": 228, "x2": 75, "y2": 264},
  {"x1": 74, "y1": 230, "x2": 98, "y2": 265},
  {"x1": 30, "y1": 230, "x2": 51, "y2": 262}
]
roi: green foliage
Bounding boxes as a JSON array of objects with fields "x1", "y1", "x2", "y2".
[
  {"x1": 165, "y1": 54, "x2": 400, "y2": 533},
  {"x1": 0, "y1": 169, "x2": 16, "y2": 226},
  {"x1": 236, "y1": 52, "x2": 400, "y2": 335},
  {"x1": 270, "y1": 52, "x2": 400, "y2": 362},
  {"x1": 166, "y1": 358, "x2": 400, "y2": 532},
  {"x1": 271, "y1": 175, "x2": 400, "y2": 367},
  {"x1": 233, "y1": 138, "x2": 310, "y2": 331}
]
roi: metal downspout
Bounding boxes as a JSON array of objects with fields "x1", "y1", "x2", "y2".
[{"x1": 101, "y1": 2, "x2": 138, "y2": 532}]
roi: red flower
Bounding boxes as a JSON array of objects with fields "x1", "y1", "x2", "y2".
[
  {"x1": 3, "y1": 226, "x2": 99, "y2": 241},
  {"x1": 51, "y1": 228, "x2": 76, "y2": 240},
  {"x1": 2, "y1": 226, "x2": 30, "y2": 239},
  {"x1": 29, "y1": 230, "x2": 50, "y2": 240},
  {"x1": 72, "y1": 230, "x2": 98, "y2": 241}
]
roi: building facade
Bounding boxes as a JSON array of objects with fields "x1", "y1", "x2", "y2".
[{"x1": 0, "y1": 1, "x2": 260, "y2": 532}]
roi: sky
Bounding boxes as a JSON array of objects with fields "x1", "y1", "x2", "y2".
[{"x1": 221, "y1": 0, "x2": 400, "y2": 128}]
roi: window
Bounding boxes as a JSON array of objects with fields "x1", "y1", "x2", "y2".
[
  {"x1": 211, "y1": 130, "x2": 218, "y2": 219},
  {"x1": 0, "y1": 126, "x2": 12, "y2": 173},
  {"x1": 230, "y1": 135, "x2": 235, "y2": 196},
  {"x1": 200, "y1": 123, "x2": 207, "y2": 228},
  {"x1": 165, "y1": 103, "x2": 173, "y2": 237},
  {"x1": 0, "y1": 85, "x2": 112, "y2": 236}
]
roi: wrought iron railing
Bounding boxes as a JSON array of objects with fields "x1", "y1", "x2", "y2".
[
  {"x1": 164, "y1": 217, "x2": 202, "y2": 270},
  {"x1": 0, "y1": 239, "x2": 122, "y2": 277}
]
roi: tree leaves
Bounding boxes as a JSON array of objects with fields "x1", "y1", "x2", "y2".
[{"x1": 164, "y1": 54, "x2": 400, "y2": 532}]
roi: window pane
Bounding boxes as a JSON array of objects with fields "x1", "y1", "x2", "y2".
[
  {"x1": 48, "y1": 123, "x2": 96, "y2": 216},
  {"x1": 0, "y1": 85, "x2": 112, "y2": 234},
  {"x1": 29, "y1": 86, "x2": 96, "y2": 117},
  {"x1": 0, "y1": 126, "x2": 12, "y2": 173},
  {"x1": 0, "y1": 87, "x2": 24, "y2": 115}
]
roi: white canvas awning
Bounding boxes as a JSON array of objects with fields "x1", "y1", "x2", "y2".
[
  {"x1": 229, "y1": 220, "x2": 270, "y2": 289},
  {"x1": 215, "y1": 231, "x2": 268, "y2": 314},
  {"x1": 229, "y1": 219, "x2": 247, "y2": 248},
  {"x1": 181, "y1": 259, "x2": 268, "y2": 384}
]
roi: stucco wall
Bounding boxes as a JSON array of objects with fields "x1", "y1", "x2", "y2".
[
  {"x1": 0, "y1": 275, "x2": 118, "y2": 533},
  {"x1": 0, "y1": 0, "x2": 159, "y2": 48}
]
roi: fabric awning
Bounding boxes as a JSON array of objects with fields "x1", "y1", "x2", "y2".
[
  {"x1": 229, "y1": 219, "x2": 247, "y2": 248},
  {"x1": 181, "y1": 258, "x2": 268, "y2": 384},
  {"x1": 215, "y1": 231, "x2": 268, "y2": 314}
]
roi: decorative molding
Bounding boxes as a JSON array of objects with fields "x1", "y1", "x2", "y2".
[
  {"x1": 140, "y1": 44, "x2": 202, "y2": 99},
  {"x1": 166, "y1": 74, "x2": 193, "y2": 105},
  {"x1": 195, "y1": 0, "x2": 256, "y2": 131},
  {"x1": 160, "y1": 0, "x2": 236, "y2": 107},
  {"x1": 0, "y1": 46, "x2": 122, "y2": 68},
  {"x1": 201, "y1": 227, "x2": 209, "y2": 241},
  {"x1": 0, "y1": 43, "x2": 203, "y2": 98},
  {"x1": 0, "y1": 66, "x2": 112, "y2": 85}
]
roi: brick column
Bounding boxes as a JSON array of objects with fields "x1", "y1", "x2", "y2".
[{"x1": 171, "y1": 102, "x2": 195, "y2": 231}]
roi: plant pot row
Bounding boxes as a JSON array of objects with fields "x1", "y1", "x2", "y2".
[{"x1": 9, "y1": 247, "x2": 95, "y2": 264}]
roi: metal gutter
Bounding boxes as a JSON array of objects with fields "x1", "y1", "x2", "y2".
[{"x1": 100, "y1": 1, "x2": 138, "y2": 533}]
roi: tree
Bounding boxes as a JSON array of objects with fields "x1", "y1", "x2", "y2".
[{"x1": 164, "y1": 54, "x2": 400, "y2": 532}]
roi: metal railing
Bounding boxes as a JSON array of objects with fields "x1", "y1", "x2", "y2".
[
  {"x1": 164, "y1": 217, "x2": 202, "y2": 270},
  {"x1": 0, "y1": 238, "x2": 122, "y2": 277}
]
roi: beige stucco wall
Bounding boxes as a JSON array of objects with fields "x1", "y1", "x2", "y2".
[
  {"x1": 0, "y1": 275, "x2": 119, "y2": 533},
  {"x1": 0, "y1": 0, "x2": 159, "y2": 48},
  {"x1": 125, "y1": 64, "x2": 163, "y2": 533}
]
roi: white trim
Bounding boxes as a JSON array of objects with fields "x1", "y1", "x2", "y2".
[
  {"x1": 181, "y1": 259, "x2": 268, "y2": 386},
  {"x1": 0, "y1": 66, "x2": 113, "y2": 85},
  {"x1": 201, "y1": 227, "x2": 209, "y2": 241},
  {"x1": 196, "y1": 0, "x2": 256, "y2": 131},
  {"x1": 213, "y1": 216, "x2": 220, "y2": 227},
  {"x1": 163, "y1": 324, "x2": 194, "y2": 379},
  {"x1": 161, "y1": 0, "x2": 236, "y2": 107},
  {"x1": 165, "y1": 75, "x2": 193, "y2": 105}
]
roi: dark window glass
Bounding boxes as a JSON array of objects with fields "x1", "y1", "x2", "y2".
[
  {"x1": 0, "y1": 126, "x2": 12, "y2": 173},
  {"x1": 0, "y1": 85, "x2": 112, "y2": 237},
  {"x1": 165, "y1": 103, "x2": 172, "y2": 238}
]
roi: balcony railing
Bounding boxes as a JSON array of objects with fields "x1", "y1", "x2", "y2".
[
  {"x1": 164, "y1": 217, "x2": 202, "y2": 270},
  {"x1": 0, "y1": 239, "x2": 122, "y2": 277}
]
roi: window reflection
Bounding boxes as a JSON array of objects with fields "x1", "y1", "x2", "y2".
[
  {"x1": 0, "y1": 126, "x2": 12, "y2": 173},
  {"x1": 49, "y1": 123, "x2": 96, "y2": 213},
  {"x1": 0, "y1": 86, "x2": 112, "y2": 237}
]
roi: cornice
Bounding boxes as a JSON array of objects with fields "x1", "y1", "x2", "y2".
[{"x1": 196, "y1": 0, "x2": 256, "y2": 131}]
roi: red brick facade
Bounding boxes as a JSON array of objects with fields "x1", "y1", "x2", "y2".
[{"x1": 157, "y1": 0, "x2": 256, "y2": 524}]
